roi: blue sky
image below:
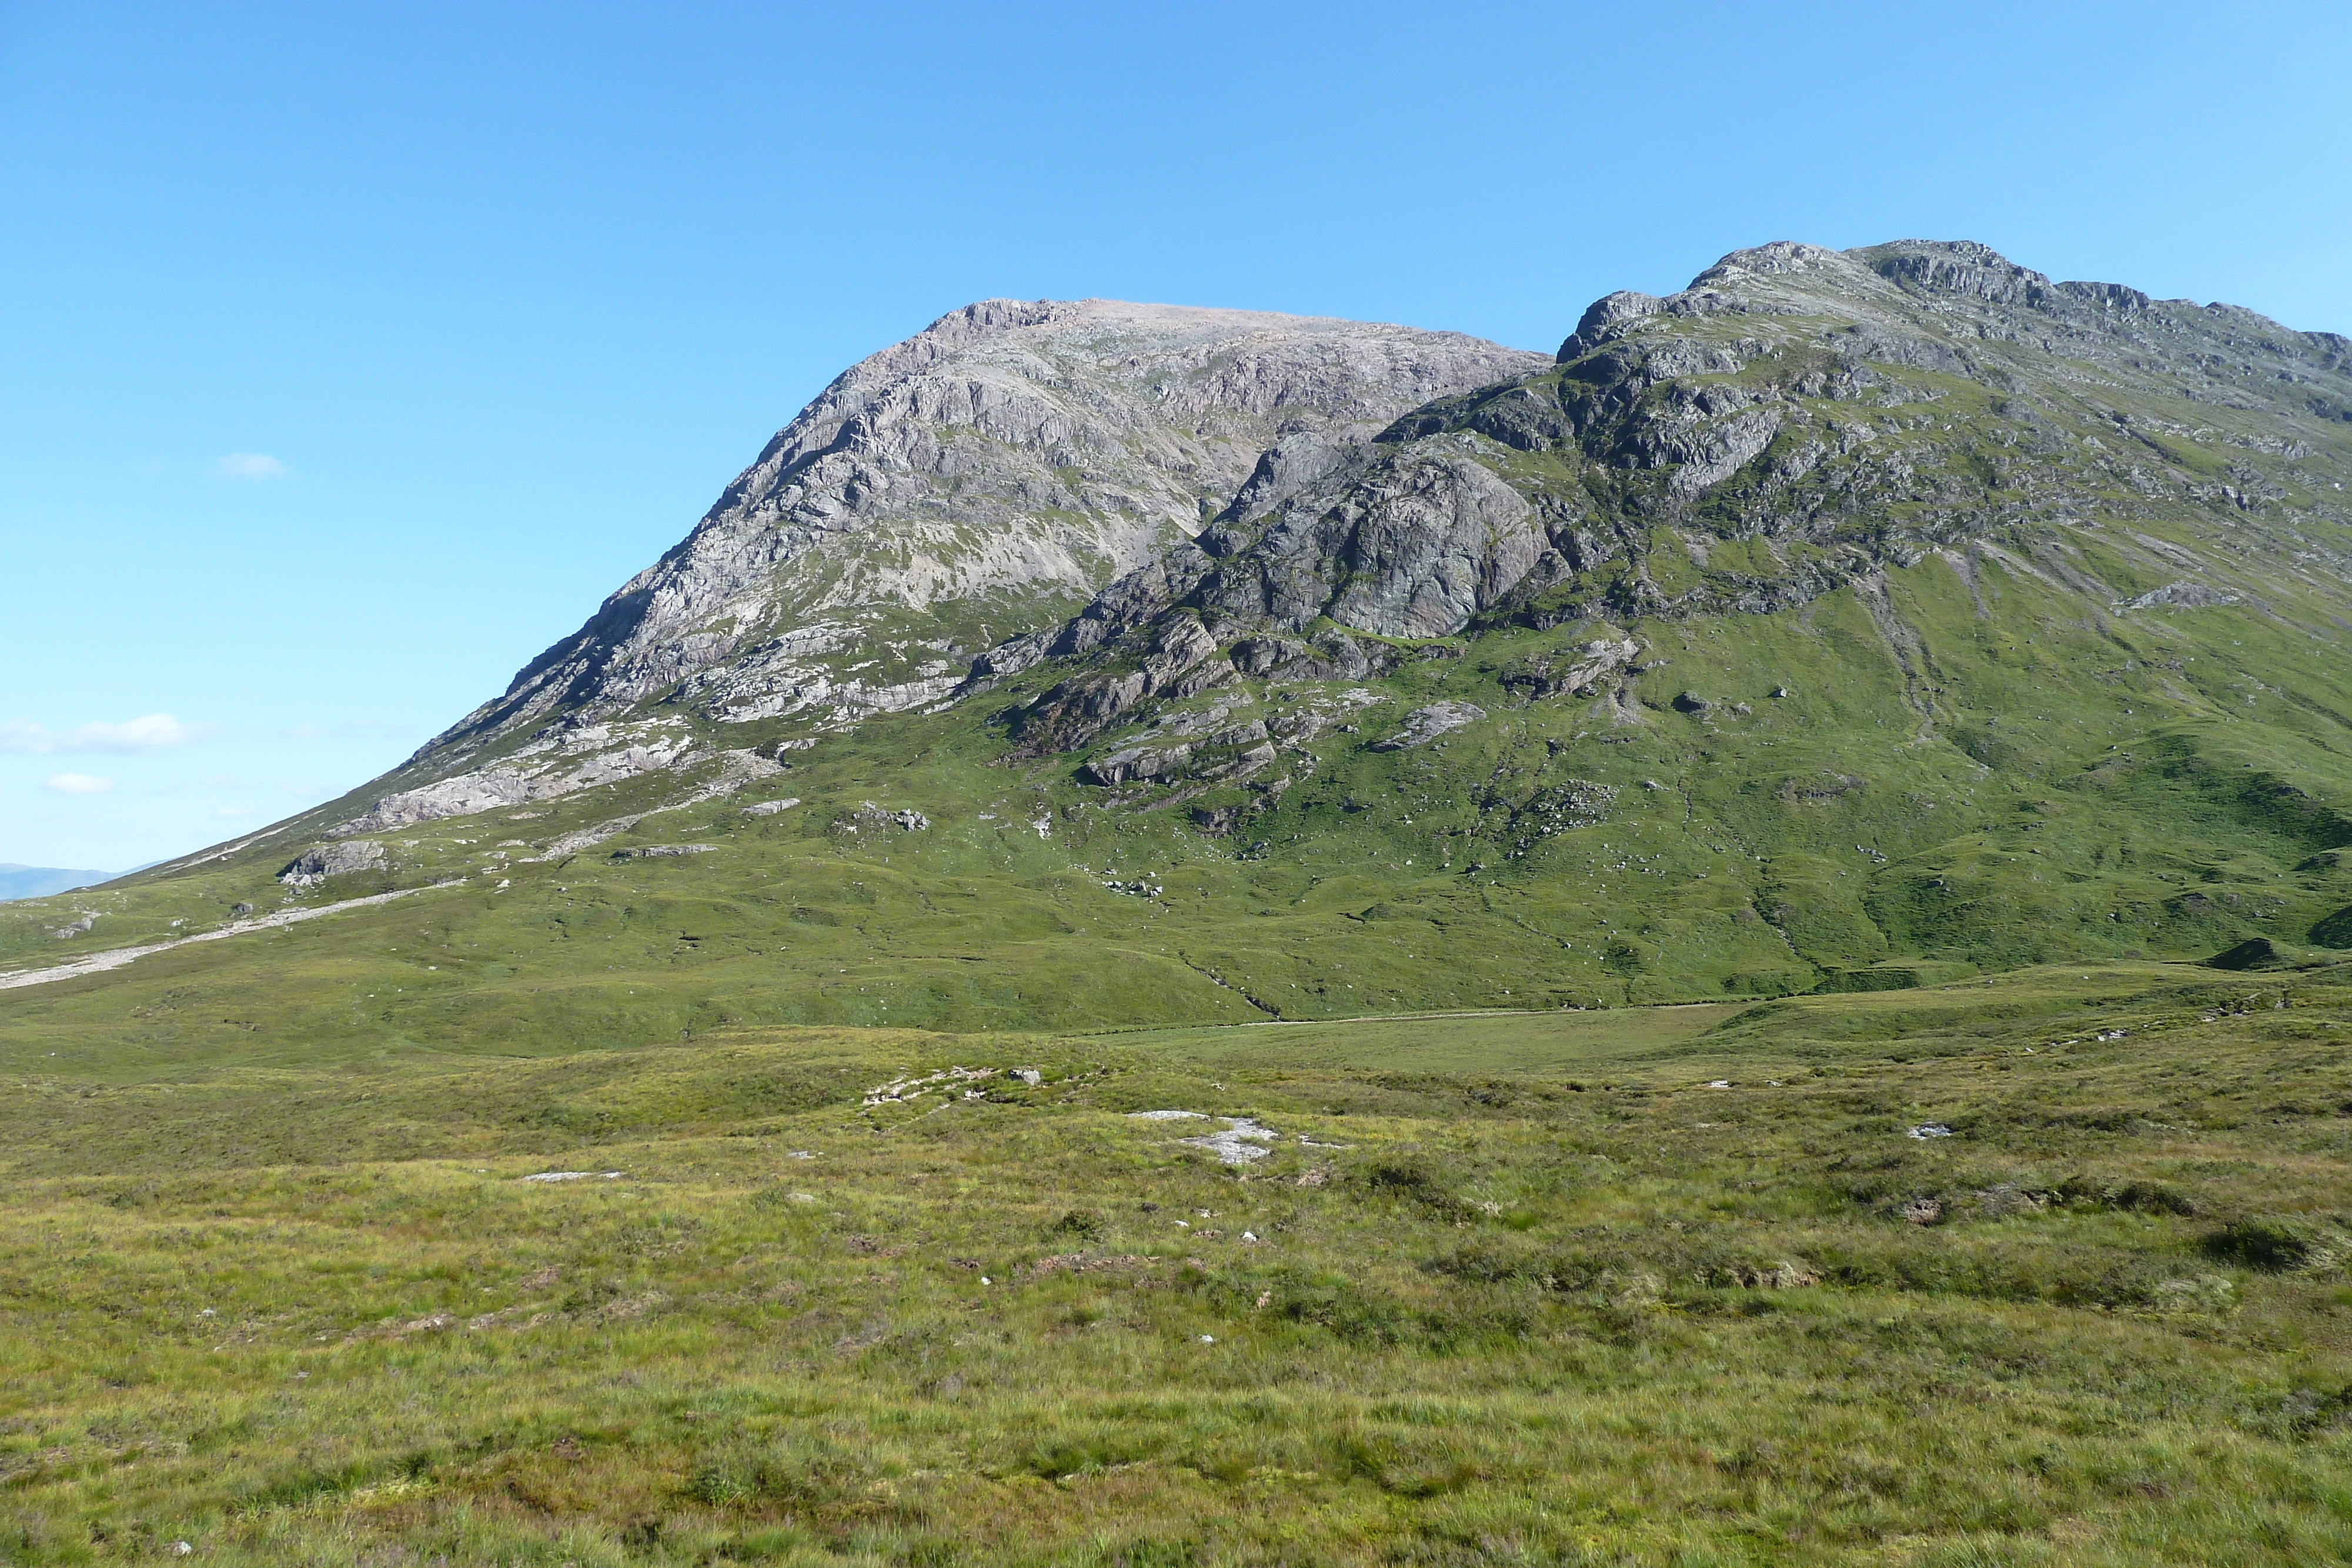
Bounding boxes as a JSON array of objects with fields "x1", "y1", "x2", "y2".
[{"x1": 3, "y1": 1, "x2": 2346, "y2": 872}]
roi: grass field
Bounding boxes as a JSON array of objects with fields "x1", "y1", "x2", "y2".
[{"x1": 8, "y1": 962, "x2": 2352, "y2": 1566}]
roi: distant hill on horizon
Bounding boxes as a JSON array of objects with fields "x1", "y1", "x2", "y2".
[{"x1": 0, "y1": 864, "x2": 116, "y2": 902}]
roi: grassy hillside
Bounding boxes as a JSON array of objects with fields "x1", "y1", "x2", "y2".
[
  {"x1": 9, "y1": 532, "x2": 2352, "y2": 1056},
  {"x1": 6, "y1": 965, "x2": 2352, "y2": 1564}
]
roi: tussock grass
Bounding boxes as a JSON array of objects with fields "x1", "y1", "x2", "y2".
[{"x1": 6, "y1": 968, "x2": 2352, "y2": 1562}]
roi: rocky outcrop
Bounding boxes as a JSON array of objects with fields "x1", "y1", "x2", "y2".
[
  {"x1": 425, "y1": 302, "x2": 1544, "y2": 755},
  {"x1": 833, "y1": 804, "x2": 932, "y2": 836},
  {"x1": 280, "y1": 840, "x2": 388, "y2": 887},
  {"x1": 981, "y1": 238, "x2": 2352, "y2": 768},
  {"x1": 1369, "y1": 701, "x2": 1487, "y2": 751},
  {"x1": 338, "y1": 771, "x2": 534, "y2": 833},
  {"x1": 332, "y1": 723, "x2": 702, "y2": 833},
  {"x1": 1081, "y1": 707, "x2": 1276, "y2": 787}
]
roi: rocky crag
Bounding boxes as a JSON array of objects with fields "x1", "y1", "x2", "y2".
[
  {"x1": 994, "y1": 240, "x2": 2352, "y2": 783},
  {"x1": 289, "y1": 301, "x2": 1538, "y2": 843}
]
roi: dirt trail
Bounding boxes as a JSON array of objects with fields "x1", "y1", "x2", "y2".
[{"x1": 0, "y1": 881, "x2": 464, "y2": 991}]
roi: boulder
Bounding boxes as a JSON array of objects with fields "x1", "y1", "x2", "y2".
[
  {"x1": 279, "y1": 840, "x2": 389, "y2": 887},
  {"x1": 1368, "y1": 701, "x2": 1486, "y2": 751}
]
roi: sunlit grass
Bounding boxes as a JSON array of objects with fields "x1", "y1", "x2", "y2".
[{"x1": 6, "y1": 965, "x2": 2352, "y2": 1563}]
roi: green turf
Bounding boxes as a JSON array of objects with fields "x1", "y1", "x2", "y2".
[{"x1": 6, "y1": 967, "x2": 2352, "y2": 1564}]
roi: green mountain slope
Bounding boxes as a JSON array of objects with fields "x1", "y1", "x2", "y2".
[{"x1": 5, "y1": 240, "x2": 2351, "y2": 1058}]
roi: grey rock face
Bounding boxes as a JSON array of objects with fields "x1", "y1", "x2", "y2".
[
  {"x1": 333, "y1": 724, "x2": 703, "y2": 833},
  {"x1": 432, "y1": 301, "x2": 1544, "y2": 754},
  {"x1": 1499, "y1": 636, "x2": 1641, "y2": 700},
  {"x1": 1196, "y1": 449, "x2": 1545, "y2": 637},
  {"x1": 1369, "y1": 701, "x2": 1488, "y2": 750},
  {"x1": 340, "y1": 773, "x2": 533, "y2": 833},
  {"x1": 279, "y1": 840, "x2": 389, "y2": 887},
  {"x1": 834, "y1": 804, "x2": 931, "y2": 835},
  {"x1": 1082, "y1": 707, "x2": 1275, "y2": 787},
  {"x1": 993, "y1": 238, "x2": 2352, "y2": 767},
  {"x1": 2127, "y1": 581, "x2": 2240, "y2": 609}
]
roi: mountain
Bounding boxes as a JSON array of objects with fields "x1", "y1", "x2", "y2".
[
  {"x1": 473, "y1": 300, "x2": 1544, "y2": 733},
  {"x1": 0, "y1": 864, "x2": 113, "y2": 902},
  {"x1": 5, "y1": 240, "x2": 2352, "y2": 1039},
  {"x1": 218, "y1": 302, "x2": 1535, "y2": 847},
  {"x1": 999, "y1": 239, "x2": 2352, "y2": 749}
]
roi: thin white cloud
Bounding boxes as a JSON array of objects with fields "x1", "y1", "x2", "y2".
[
  {"x1": 215, "y1": 452, "x2": 288, "y2": 480},
  {"x1": 0, "y1": 714, "x2": 214, "y2": 754},
  {"x1": 213, "y1": 805, "x2": 253, "y2": 819},
  {"x1": 47, "y1": 773, "x2": 115, "y2": 795}
]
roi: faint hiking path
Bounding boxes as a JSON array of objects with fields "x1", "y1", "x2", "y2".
[{"x1": 0, "y1": 881, "x2": 464, "y2": 991}]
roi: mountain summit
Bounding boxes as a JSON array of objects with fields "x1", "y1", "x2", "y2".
[
  {"x1": 306, "y1": 300, "x2": 1538, "y2": 839},
  {"x1": 439, "y1": 300, "x2": 1543, "y2": 747}
]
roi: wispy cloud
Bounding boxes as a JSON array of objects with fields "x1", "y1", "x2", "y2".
[
  {"x1": 46, "y1": 773, "x2": 114, "y2": 795},
  {"x1": 215, "y1": 452, "x2": 288, "y2": 480},
  {"x1": 0, "y1": 714, "x2": 215, "y2": 754},
  {"x1": 213, "y1": 805, "x2": 253, "y2": 819}
]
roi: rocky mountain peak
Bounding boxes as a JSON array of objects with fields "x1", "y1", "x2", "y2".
[
  {"x1": 987, "y1": 239, "x2": 2351, "y2": 775},
  {"x1": 310, "y1": 299, "x2": 1541, "y2": 835}
]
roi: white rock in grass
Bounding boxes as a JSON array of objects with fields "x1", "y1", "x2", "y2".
[{"x1": 1182, "y1": 1118, "x2": 1279, "y2": 1165}]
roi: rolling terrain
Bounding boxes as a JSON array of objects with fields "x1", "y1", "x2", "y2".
[
  {"x1": 0, "y1": 864, "x2": 114, "y2": 902},
  {"x1": 6, "y1": 968, "x2": 2352, "y2": 1564}
]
